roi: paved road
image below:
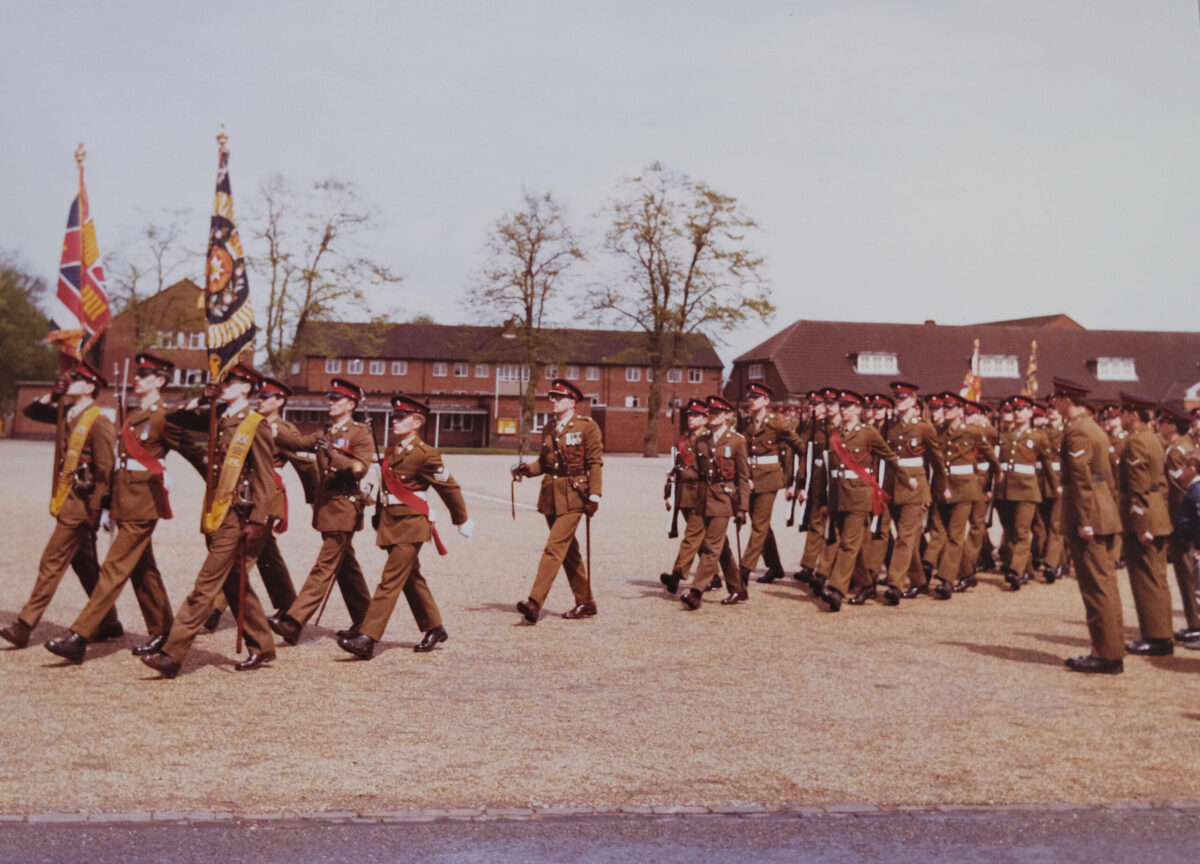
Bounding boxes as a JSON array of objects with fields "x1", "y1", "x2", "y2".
[{"x1": 3, "y1": 809, "x2": 1198, "y2": 863}]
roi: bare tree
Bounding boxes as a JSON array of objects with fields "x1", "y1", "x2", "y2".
[
  {"x1": 593, "y1": 163, "x2": 772, "y2": 456},
  {"x1": 467, "y1": 190, "x2": 583, "y2": 452},
  {"x1": 108, "y1": 210, "x2": 198, "y2": 348},
  {"x1": 252, "y1": 175, "x2": 403, "y2": 376}
]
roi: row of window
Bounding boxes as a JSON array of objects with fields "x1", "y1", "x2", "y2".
[
  {"x1": 322, "y1": 358, "x2": 706, "y2": 383},
  {"x1": 151, "y1": 331, "x2": 206, "y2": 350},
  {"x1": 744, "y1": 354, "x2": 1141, "y2": 382}
]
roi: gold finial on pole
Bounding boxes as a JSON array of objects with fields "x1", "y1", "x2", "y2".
[
  {"x1": 74, "y1": 142, "x2": 86, "y2": 167},
  {"x1": 216, "y1": 123, "x2": 228, "y2": 149}
]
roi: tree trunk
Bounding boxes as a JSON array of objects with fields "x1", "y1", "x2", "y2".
[
  {"x1": 520, "y1": 371, "x2": 538, "y2": 455},
  {"x1": 642, "y1": 368, "x2": 665, "y2": 457}
]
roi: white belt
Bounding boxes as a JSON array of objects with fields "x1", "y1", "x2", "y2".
[
  {"x1": 814, "y1": 459, "x2": 824, "y2": 467},
  {"x1": 835, "y1": 468, "x2": 873, "y2": 479},
  {"x1": 975, "y1": 462, "x2": 989, "y2": 471},
  {"x1": 1009, "y1": 463, "x2": 1036, "y2": 475},
  {"x1": 949, "y1": 464, "x2": 975, "y2": 475},
  {"x1": 751, "y1": 454, "x2": 779, "y2": 465},
  {"x1": 1050, "y1": 462, "x2": 1061, "y2": 471},
  {"x1": 382, "y1": 487, "x2": 427, "y2": 507},
  {"x1": 897, "y1": 457, "x2": 923, "y2": 468}
]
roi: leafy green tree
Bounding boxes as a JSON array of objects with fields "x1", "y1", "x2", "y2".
[{"x1": 0, "y1": 252, "x2": 57, "y2": 418}]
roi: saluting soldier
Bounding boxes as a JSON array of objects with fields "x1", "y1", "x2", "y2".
[
  {"x1": 45, "y1": 353, "x2": 206, "y2": 665},
  {"x1": 818, "y1": 390, "x2": 903, "y2": 612},
  {"x1": 140, "y1": 364, "x2": 279, "y2": 677},
  {"x1": 1113, "y1": 392, "x2": 1175, "y2": 657},
  {"x1": 680, "y1": 395, "x2": 750, "y2": 609},
  {"x1": 994, "y1": 395, "x2": 1057, "y2": 590},
  {"x1": 268, "y1": 377, "x2": 374, "y2": 645},
  {"x1": 1, "y1": 363, "x2": 123, "y2": 648},
  {"x1": 883, "y1": 382, "x2": 943, "y2": 599},
  {"x1": 739, "y1": 383, "x2": 806, "y2": 585},
  {"x1": 661, "y1": 399, "x2": 720, "y2": 593},
  {"x1": 338, "y1": 395, "x2": 472, "y2": 660},
  {"x1": 1052, "y1": 377, "x2": 1124, "y2": 674},
  {"x1": 1158, "y1": 403, "x2": 1200, "y2": 642},
  {"x1": 510, "y1": 378, "x2": 603, "y2": 624}
]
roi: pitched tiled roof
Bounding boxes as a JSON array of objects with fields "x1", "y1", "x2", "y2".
[
  {"x1": 734, "y1": 318, "x2": 1200, "y2": 403},
  {"x1": 301, "y1": 321, "x2": 723, "y2": 368}
]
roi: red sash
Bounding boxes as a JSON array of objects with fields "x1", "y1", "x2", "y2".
[
  {"x1": 380, "y1": 451, "x2": 447, "y2": 555},
  {"x1": 121, "y1": 421, "x2": 172, "y2": 519},
  {"x1": 830, "y1": 432, "x2": 890, "y2": 516}
]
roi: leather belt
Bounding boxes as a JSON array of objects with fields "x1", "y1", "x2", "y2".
[
  {"x1": 948, "y1": 464, "x2": 975, "y2": 475},
  {"x1": 1091, "y1": 473, "x2": 1108, "y2": 484},
  {"x1": 897, "y1": 456, "x2": 923, "y2": 468}
]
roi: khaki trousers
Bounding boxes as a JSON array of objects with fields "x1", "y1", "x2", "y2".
[
  {"x1": 162, "y1": 511, "x2": 274, "y2": 663},
  {"x1": 800, "y1": 512, "x2": 826, "y2": 569},
  {"x1": 359, "y1": 543, "x2": 441, "y2": 640},
  {"x1": 212, "y1": 530, "x2": 297, "y2": 617},
  {"x1": 998, "y1": 501, "x2": 1037, "y2": 576},
  {"x1": 71, "y1": 519, "x2": 172, "y2": 641},
  {"x1": 287, "y1": 532, "x2": 371, "y2": 627},
  {"x1": 1169, "y1": 535, "x2": 1200, "y2": 630},
  {"x1": 741, "y1": 490, "x2": 777, "y2": 572},
  {"x1": 670, "y1": 509, "x2": 706, "y2": 576},
  {"x1": 828, "y1": 510, "x2": 870, "y2": 594},
  {"x1": 1067, "y1": 533, "x2": 1123, "y2": 660},
  {"x1": 960, "y1": 499, "x2": 989, "y2": 579},
  {"x1": 888, "y1": 503, "x2": 928, "y2": 590},
  {"x1": 1033, "y1": 499, "x2": 1065, "y2": 572},
  {"x1": 923, "y1": 503, "x2": 947, "y2": 571},
  {"x1": 20, "y1": 515, "x2": 120, "y2": 632},
  {"x1": 529, "y1": 512, "x2": 591, "y2": 607},
  {"x1": 934, "y1": 501, "x2": 972, "y2": 583},
  {"x1": 1123, "y1": 534, "x2": 1173, "y2": 641},
  {"x1": 689, "y1": 516, "x2": 741, "y2": 594}
]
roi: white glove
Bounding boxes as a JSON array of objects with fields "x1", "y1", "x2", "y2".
[
  {"x1": 457, "y1": 519, "x2": 474, "y2": 538},
  {"x1": 98, "y1": 510, "x2": 114, "y2": 533}
]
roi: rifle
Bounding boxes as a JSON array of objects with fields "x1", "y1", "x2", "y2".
[
  {"x1": 822, "y1": 447, "x2": 835, "y2": 542},
  {"x1": 786, "y1": 445, "x2": 800, "y2": 527},
  {"x1": 666, "y1": 444, "x2": 681, "y2": 538},
  {"x1": 870, "y1": 460, "x2": 887, "y2": 539},
  {"x1": 365, "y1": 410, "x2": 383, "y2": 530},
  {"x1": 235, "y1": 537, "x2": 248, "y2": 654},
  {"x1": 983, "y1": 443, "x2": 999, "y2": 528},
  {"x1": 794, "y1": 441, "x2": 815, "y2": 531}
]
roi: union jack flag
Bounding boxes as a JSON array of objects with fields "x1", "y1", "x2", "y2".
[
  {"x1": 47, "y1": 167, "x2": 111, "y2": 359},
  {"x1": 203, "y1": 139, "x2": 256, "y2": 380}
]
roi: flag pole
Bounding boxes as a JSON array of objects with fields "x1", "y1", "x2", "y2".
[{"x1": 201, "y1": 126, "x2": 229, "y2": 533}]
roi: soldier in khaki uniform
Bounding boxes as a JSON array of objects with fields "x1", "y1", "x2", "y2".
[
  {"x1": 1159, "y1": 403, "x2": 1200, "y2": 642},
  {"x1": 661, "y1": 399, "x2": 727, "y2": 594},
  {"x1": 920, "y1": 393, "x2": 953, "y2": 595},
  {"x1": 45, "y1": 353, "x2": 206, "y2": 665},
  {"x1": 511, "y1": 378, "x2": 603, "y2": 624},
  {"x1": 958, "y1": 400, "x2": 998, "y2": 587},
  {"x1": 926, "y1": 393, "x2": 986, "y2": 595},
  {"x1": 1052, "y1": 377, "x2": 1124, "y2": 674},
  {"x1": 681, "y1": 396, "x2": 750, "y2": 609},
  {"x1": 1030, "y1": 402, "x2": 1067, "y2": 582},
  {"x1": 883, "y1": 382, "x2": 944, "y2": 599},
  {"x1": 1100, "y1": 405, "x2": 1128, "y2": 569},
  {"x1": 1, "y1": 363, "x2": 123, "y2": 648},
  {"x1": 819, "y1": 390, "x2": 903, "y2": 612},
  {"x1": 738, "y1": 383, "x2": 806, "y2": 585},
  {"x1": 795, "y1": 390, "x2": 832, "y2": 586},
  {"x1": 994, "y1": 395, "x2": 1057, "y2": 591},
  {"x1": 140, "y1": 365, "x2": 279, "y2": 677},
  {"x1": 1114, "y1": 392, "x2": 1175, "y2": 657},
  {"x1": 268, "y1": 377, "x2": 374, "y2": 645},
  {"x1": 855, "y1": 393, "x2": 895, "y2": 597},
  {"x1": 338, "y1": 395, "x2": 472, "y2": 660}
]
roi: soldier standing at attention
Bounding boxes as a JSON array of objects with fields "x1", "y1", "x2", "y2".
[
  {"x1": 1, "y1": 363, "x2": 123, "y2": 648},
  {"x1": 510, "y1": 378, "x2": 603, "y2": 624},
  {"x1": 680, "y1": 396, "x2": 750, "y2": 609},
  {"x1": 1114, "y1": 392, "x2": 1175, "y2": 657},
  {"x1": 268, "y1": 377, "x2": 374, "y2": 645},
  {"x1": 1052, "y1": 377, "x2": 1124, "y2": 674},
  {"x1": 338, "y1": 395, "x2": 472, "y2": 660},
  {"x1": 740, "y1": 383, "x2": 806, "y2": 585},
  {"x1": 45, "y1": 353, "x2": 206, "y2": 665},
  {"x1": 140, "y1": 364, "x2": 279, "y2": 677},
  {"x1": 1158, "y1": 403, "x2": 1200, "y2": 643},
  {"x1": 994, "y1": 395, "x2": 1057, "y2": 591},
  {"x1": 883, "y1": 382, "x2": 943, "y2": 599},
  {"x1": 661, "y1": 399, "x2": 716, "y2": 594}
]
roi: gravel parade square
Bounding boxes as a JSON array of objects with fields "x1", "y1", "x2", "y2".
[{"x1": 1, "y1": 439, "x2": 1197, "y2": 818}]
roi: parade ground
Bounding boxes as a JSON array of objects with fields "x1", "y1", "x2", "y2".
[{"x1": 1, "y1": 439, "x2": 1198, "y2": 818}]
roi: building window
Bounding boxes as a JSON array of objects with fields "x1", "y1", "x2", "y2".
[
  {"x1": 454, "y1": 362, "x2": 469, "y2": 378},
  {"x1": 566, "y1": 365, "x2": 580, "y2": 380},
  {"x1": 433, "y1": 362, "x2": 448, "y2": 377},
  {"x1": 747, "y1": 363, "x2": 764, "y2": 380},
  {"x1": 625, "y1": 395, "x2": 641, "y2": 408},
  {"x1": 979, "y1": 355, "x2": 1019, "y2": 378},
  {"x1": 688, "y1": 368, "x2": 703, "y2": 384},
  {"x1": 667, "y1": 368, "x2": 682, "y2": 383},
  {"x1": 347, "y1": 358, "x2": 363, "y2": 374},
  {"x1": 325, "y1": 358, "x2": 342, "y2": 374},
  {"x1": 586, "y1": 394, "x2": 600, "y2": 406},
  {"x1": 646, "y1": 367, "x2": 654, "y2": 382},
  {"x1": 475, "y1": 363, "x2": 489, "y2": 378},
  {"x1": 544, "y1": 366, "x2": 559, "y2": 379},
  {"x1": 532, "y1": 412, "x2": 551, "y2": 432},
  {"x1": 369, "y1": 360, "x2": 385, "y2": 375},
  {"x1": 391, "y1": 360, "x2": 408, "y2": 375},
  {"x1": 854, "y1": 352, "x2": 898, "y2": 375},
  {"x1": 1096, "y1": 357, "x2": 1138, "y2": 381},
  {"x1": 440, "y1": 413, "x2": 475, "y2": 432},
  {"x1": 184, "y1": 369, "x2": 203, "y2": 385},
  {"x1": 498, "y1": 363, "x2": 529, "y2": 382},
  {"x1": 188, "y1": 332, "x2": 204, "y2": 349},
  {"x1": 290, "y1": 361, "x2": 300, "y2": 375},
  {"x1": 625, "y1": 367, "x2": 641, "y2": 382},
  {"x1": 586, "y1": 366, "x2": 600, "y2": 381}
]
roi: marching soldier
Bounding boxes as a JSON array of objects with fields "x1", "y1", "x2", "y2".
[
  {"x1": 1114, "y1": 392, "x2": 1175, "y2": 658},
  {"x1": 1, "y1": 363, "x2": 123, "y2": 648},
  {"x1": 794, "y1": 390, "x2": 830, "y2": 587},
  {"x1": 44, "y1": 353, "x2": 206, "y2": 665},
  {"x1": 680, "y1": 395, "x2": 750, "y2": 609},
  {"x1": 1031, "y1": 400, "x2": 1068, "y2": 581},
  {"x1": 929, "y1": 393, "x2": 986, "y2": 595},
  {"x1": 920, "y1": 392, "x2": 952, "y2": 594},
  {"x1": 268, "y1": 377, "x2": 373, "y2": 645},
  {"x1": 960, "y1": 400, "x2": 998, "y2": 586},
  {"x1": 739, "y1": 383, "x2": 806, "y2": 584},
  {"x1": 1052, "y1": 377, "x2": 1124, "y2": 674},
  {"x1": 140, "y1": 364, "x2": 278, "y2": 677},
  {"x1": 337, "y1": 395, "x2": 472, "y2": 660},
  {"x1": 883, "y1": 382, "x2": 944, "y2": 599},
  {"x1": 994, "y1": 395, "x2": 1057, "y2": 590},
  {"x1": 510, "y1": 378, "x2": 603, "y2": 624},
  {"x1": 1158, "y1": 403, "x2": 1200, "y2": 643},
  {"x1": 661, "y1": 399, "x2": 724, "y2": 593}
]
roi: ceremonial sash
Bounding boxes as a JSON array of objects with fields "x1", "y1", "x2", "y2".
[
  {"x1": 202, "y1": 413, "x2": 264, "y2": 535},
  {"x1": 121, "y1": 417, "x2": 172, "y2": 519},
  {"x1": 830, "y1": 432, "x2": 890, "y2": 516},
  {"x1": 380, "y1": 449, "x2": 447, "y2": 555},
  {"x1": 50, "y1": 405, "x2": 102, "y2": 517}
]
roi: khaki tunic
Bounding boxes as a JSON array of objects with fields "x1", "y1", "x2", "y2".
[
  {"x1": 688, "y1": 425, "x2": 751, "y2": 594},
  {"x1": 1117, "y1": 426, "x2": 1173, "y2": 641},
  {"x1": 885, "y1": 415, "x2": 941, "y2": 589}
]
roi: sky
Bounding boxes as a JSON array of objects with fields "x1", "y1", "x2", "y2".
[{"x1": 3, "y1": 1, "x2": 1200, "y2": 368}]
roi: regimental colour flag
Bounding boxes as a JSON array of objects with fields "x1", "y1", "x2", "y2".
[
  {"x1": 1021, "y1": 340, "x2": 1038, "y2": 398},
  {"x1": 47, "y1": 163, "x2": 112, "y2": 359},
  {"x1": 960, "y1": 337, "x2": 982, "y2": 402},
  {"x1": 203, "y1": 139, "x2": 256, "y2": 380}
]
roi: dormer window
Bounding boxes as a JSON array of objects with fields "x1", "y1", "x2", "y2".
[
  {"x1": 979, "y1": 355, "x2": 1019, "y2": 378},
  {"x1": 1095, "y1": 357, "x2": 1137, "y2": 381},
  {"x1": 854, "y1": 352, "x2": 898, "y2": 375}
]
